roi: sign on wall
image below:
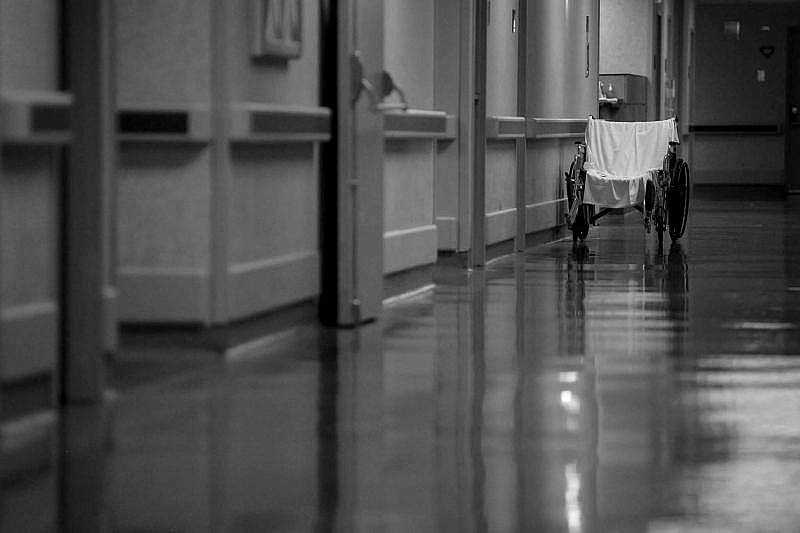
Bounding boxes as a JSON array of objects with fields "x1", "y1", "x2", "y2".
[{"x1": 251, "y1": 0, "x2": 302, "y2": 59}]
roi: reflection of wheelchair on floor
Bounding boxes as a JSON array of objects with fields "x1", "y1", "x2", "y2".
[{"x1": 565, "y1": 117, "x2": 690, "y2": 247}]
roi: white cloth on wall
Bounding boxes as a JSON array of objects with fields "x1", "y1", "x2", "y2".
[{"x1": 582, "y1": 117, "x2": 678, "y2": 208}]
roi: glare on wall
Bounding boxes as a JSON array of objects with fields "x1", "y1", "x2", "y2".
[{"x1": 251, "y1": 0, "x2": 302, "y2": 59}]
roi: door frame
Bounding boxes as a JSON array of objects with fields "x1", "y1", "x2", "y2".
[
  {"x1": 470, "y1": 0, "x2": 488, "y2": 267},
  {"x1": 785, "y1": 26, "x2": 800, "y2": 193},
  {"x1": 319, "y1": 0, "x2": 386, "y2": 326}
]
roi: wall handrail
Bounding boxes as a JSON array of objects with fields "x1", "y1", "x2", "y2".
[
  {"x1": 117, "y1": 104, "x2": 211, "y2": 143},
  {"x1": 1, "y1": 90, "x2": 72, "y2": 145},
  {"x1": 487, "y1": 116, "x2": 526, "y2": 139},
  {"x1": 230, "y1": 103, "x2": 331, "y2": 143},
  {"x1": 384, "y1": 109, "x2": 456, "y2": 140},
  {"x1": 527, "y1": 117, "x2": 587, "y2": 140},
  {"x1": 689, "y1": 124, "x2": 783, "y2": 135}
]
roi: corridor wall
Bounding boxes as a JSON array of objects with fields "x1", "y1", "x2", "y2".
[
  {"x1": 524, "y1": 0, "x2": 599, "y2": 236},
  {"x1": 115, "y1": 0, "x2": 214, "y2": 323},
  {"x1": 693, "y1": 3, "x2": 800, "y2": 184},
  {"x1": 115, "y1": 0, "x2": 324, "y2": 324},
  {"x1": 0, "y1": 0, "x2": 65, "y2": 432}
]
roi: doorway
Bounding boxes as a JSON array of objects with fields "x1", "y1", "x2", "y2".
[{"x1": 653, "y1": 7, "x2": 663, "y2": 119}]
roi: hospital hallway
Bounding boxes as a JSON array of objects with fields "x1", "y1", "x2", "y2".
[{"x1": 2, "y1": 185, "x2": 799, "y2": 532}]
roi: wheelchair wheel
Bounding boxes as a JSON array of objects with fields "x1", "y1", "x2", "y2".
[
  {"x1": 668, "y1": 159, "x2": 690, "y2": 241},
  {"x1": 655, "y1": 207, "x2": 665, "y2": 247},
  {"x1": 565, "y1": 161, "x2": 577, "y2": 208}
]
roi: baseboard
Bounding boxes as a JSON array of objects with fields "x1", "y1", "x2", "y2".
[
  {"x1": 228, "y1": 250, "x2": 319, "y2": 322},
  {"x1": 525, "y1": 225, "x2": 568, "y2": 248},
  {"x1": 384, "y1": 264, "x2": 434, "y2": 302},
  {"x1": 118, "y1": 267, "x2": 209, "y2": 324},
  {"x1": 526, "y1": 198, "x2": 567, "y2": 233},
  {"x1": 485, "y1": 207, "x2": 517, "y2": 245},
  {"x1": 436, "y1": 216, "x2": 458, "y2": 251},
  {"x1": 0, "y1": 301, "x2": 58, "y2": 381},
  {"x1": 384, "y1": 224, "x2": 438, "y2": 274},
  {"x1": 486, "y1": 238, "x2": 516, "y2": 262},
  {"x1": 693, "y1": 169, "x2": 783, "y2": 185}
]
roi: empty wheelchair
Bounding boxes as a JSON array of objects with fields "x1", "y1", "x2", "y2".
[{"x1": 564, "y1": 117, "x2": 690, "y2": 246}]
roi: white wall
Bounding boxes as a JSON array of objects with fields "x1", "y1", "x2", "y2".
[
  {"x1": 600, "y1": 0, "x2": 652, "y2": 77},
  {"x1": 0, "y1": 0, "x2": 62, "y2": 383},
  {"x1": 486, "y1": 0, "x2": 520, "y2": 245},
  {"x1": 487, "y1": 0, "x2": 518, "y2": 117},
  {"x1": 385, "y1": 0, "x2": 435, "y2": 109},
  {"x1": 115, "y1": 0, "x2": 323, "y2": 324},
  {"x1": 384, "y1": 0, "x2": 438, "y2": 272}
]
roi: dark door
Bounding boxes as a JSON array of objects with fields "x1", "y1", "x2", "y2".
[
  {"x1": 787, "y1": 27, "x2": 800, "y2": 193},
  {"x1": 653, "y1": 12, "x2": 662, "y2": 119}
]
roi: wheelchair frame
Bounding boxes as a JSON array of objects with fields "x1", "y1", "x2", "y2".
[{"x1": 564, "y1": 138, "x2": 690, "y2": 246}]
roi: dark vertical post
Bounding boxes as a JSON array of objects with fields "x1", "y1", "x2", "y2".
[
  {"x1": 319, "y1": 0, "x2": 340, "y2": 325},
  {"x1": 471, "y1": 0, "x2": 488, "y2": 267},
  {"x1": 65, "y1": 0, "x2": 113, "y2": 402},
  {"x1": 515, "y1": 0, "x2": 527, "y2": 252},
  {"x1": 0, "y1": 4, "x2": 4, "y2": 420}
]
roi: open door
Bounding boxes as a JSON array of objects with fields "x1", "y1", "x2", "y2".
[
  {"x1": 320, "y1": 0, "x2": 385, "y2": 326},
  {"x1": 787, "y1": 27, "x2": 800, "y2": 193}
]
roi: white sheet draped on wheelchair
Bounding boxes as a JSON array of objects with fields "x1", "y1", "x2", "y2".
[{"x1": 582, "y1": 117, "x2": 679, "y2": 209}]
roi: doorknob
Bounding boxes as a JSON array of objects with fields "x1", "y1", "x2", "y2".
[
  {"x1": 351, "y1": 51, "x2": 409, "y2": 112},
  {"x1": 790, "y1": 105, "x2": 799, "y2": 125}
]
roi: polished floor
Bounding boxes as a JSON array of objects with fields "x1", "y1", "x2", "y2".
[{"x1": 6, "y1": 187, "x2": 800, "y2": 532}]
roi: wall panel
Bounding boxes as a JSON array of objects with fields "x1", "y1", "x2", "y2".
[
  {"x1": 0, "y1": 0, "x2": 63, "y2": 469},
  {"x1": 0, "y1": 3, "x2": 62, "y2": 387},
  {"x1": 222, "y1": 0, "x2": 322, "y2": 320},
  {"x1": 525, "y1": 0, "x2": 598, "y2": 237},
  {"x1": 385, "y1": 0, "x2": 435, "y2": 110},
  {"x1": 115, "y1": 0, "x2": 212, "y2": 106},
  {"x1": 226, "y1": 0, "x2": 320, "y2": 105},
  {"x1": 486, "y1": 141, "x2": 518, "y2": 244},
  {"x1": 0, "y1": 0, "x2": 58, "y2": 91},
  {"x1": 434, "y1": 0, "x2": 472, "y2": 252},
  {"x1": 600, "y1": 0, "x2": 652, "y2": 79},
  {"x1": 485, "y1": 0, "x2": 521, "y2": 247},
  {"x1": 117, "y1": 146, "x2": 212, "y2": 269},
  {"x1": 115, "y1": 0, "x2": 324, "y2": 323},
  {"x1": 384, "y1": 2, "x2": 439, "y2": 273}
]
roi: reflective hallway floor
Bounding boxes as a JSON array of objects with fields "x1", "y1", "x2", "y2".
[{"x1": 6, "y1": 187, "x2": 800, "y2": 532}]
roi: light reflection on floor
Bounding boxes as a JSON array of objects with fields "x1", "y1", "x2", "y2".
[{"x1": 4, "y1": 188, "x2": 800, "y2": 532}]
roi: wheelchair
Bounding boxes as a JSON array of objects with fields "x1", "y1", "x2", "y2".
[{"x1": 564, "y1": 117, "x2": 690, "y2": 247}]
